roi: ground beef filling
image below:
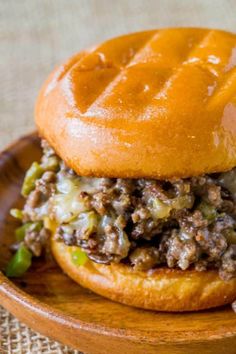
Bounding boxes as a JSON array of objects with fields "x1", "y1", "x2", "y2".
[{"x1": 21, "y1": 140, "x2": 236, "y2": 280}]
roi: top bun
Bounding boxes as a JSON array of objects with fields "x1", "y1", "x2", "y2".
[{"x1": 35, "y1": 28, "x2": 236, "y2": 179}]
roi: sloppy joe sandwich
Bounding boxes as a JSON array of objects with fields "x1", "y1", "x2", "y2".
[{"x1": 7, "y1": 28, "x2": 236, "y2": 311}]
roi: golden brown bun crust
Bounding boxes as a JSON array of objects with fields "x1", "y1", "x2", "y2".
[
  {"x1": 36, "y1": 28, "x2": 236, "y2": 179},
  {"x1": 51, "y1": 238, "x2": 236, "y2": 312}
]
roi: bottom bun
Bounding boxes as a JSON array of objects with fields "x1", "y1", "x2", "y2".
[{"x1": 51, "y1": 238, "x2": 236, "y2": 312}]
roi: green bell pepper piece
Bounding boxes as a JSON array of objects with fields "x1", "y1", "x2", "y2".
[
  {"x1": 15, "y1": 221, "x2": 43, "y2": 242},
  {"x1": 71, "y1": 249, "x2": 88, "y2": 266},
  {"x1": 10, "y1": 208, "x2": 23, "y2": 220},
  {"x1": 6, "y1": 245, "x2": 32, "y2": 277},
  {"x1": 21, "y1": 162, "x2": 44, "y2": 197}
]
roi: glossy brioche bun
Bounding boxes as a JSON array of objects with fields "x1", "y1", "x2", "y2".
[
  {"x1": 51, "y1": 238, "x2": 236, "y2": 312},
  {"x1": 35, "y1": 27, "x2": 236, "y2": 179}
]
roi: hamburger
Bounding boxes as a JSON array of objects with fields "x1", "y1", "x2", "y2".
[{"x1": 7, "y1": 28, "x2": 236, "y2": 311}]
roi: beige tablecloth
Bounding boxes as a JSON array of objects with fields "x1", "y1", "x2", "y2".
[
  {"x1": 0, "y1": 307, "x2": 80, "y2": 353},
  {"x1": 1, "y1": 0, "x2": 236, "y2": 352}
]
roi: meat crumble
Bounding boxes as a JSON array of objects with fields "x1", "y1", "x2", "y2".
[{"x1": 18, "y1": 140, "x2": 236, "y2": 281}]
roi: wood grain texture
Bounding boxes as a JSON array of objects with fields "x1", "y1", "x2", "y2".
[{"x1": 0, "y1": 133, "x2": 236, "y2": 353}]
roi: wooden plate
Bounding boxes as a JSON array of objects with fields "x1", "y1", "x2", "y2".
[{"x1": 0, "y1": 133, "x2": 236, "y2": 354}]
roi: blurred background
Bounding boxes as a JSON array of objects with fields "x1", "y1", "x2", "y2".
[{"x1": 1, "y1": 0, "x2": 236, "y2": 149}]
